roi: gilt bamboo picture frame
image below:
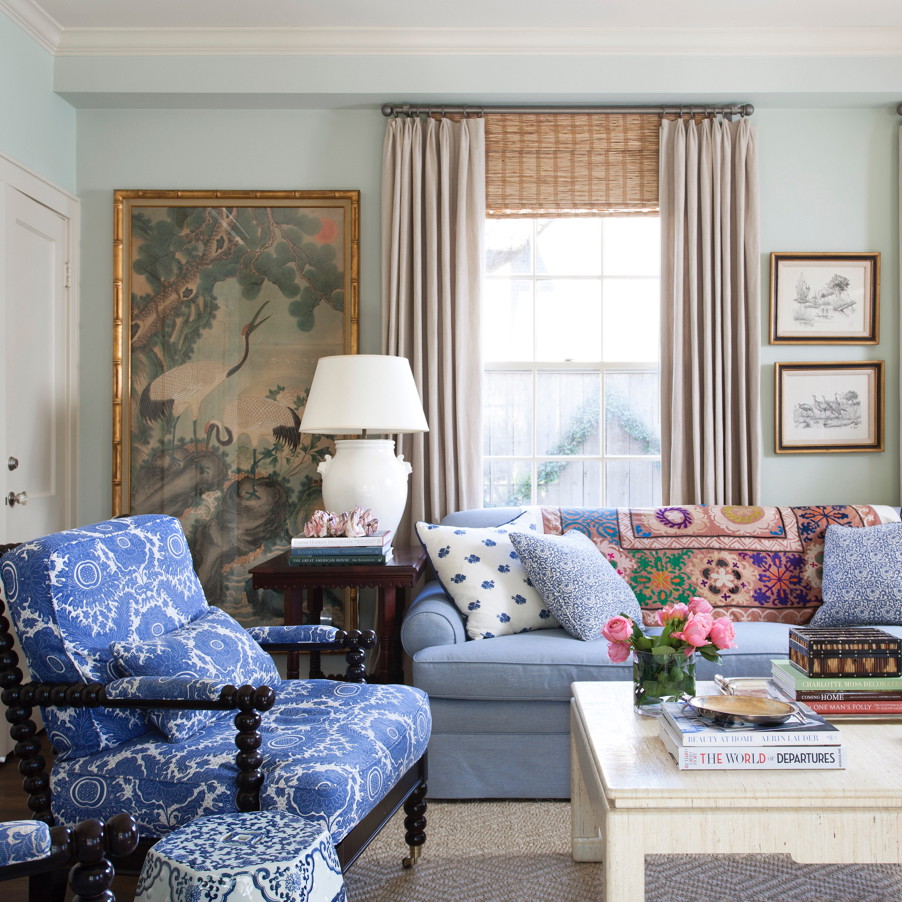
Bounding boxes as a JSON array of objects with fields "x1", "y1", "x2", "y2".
[{"x1": 113, "y1": 189, "x2": 359, "y2": 625}]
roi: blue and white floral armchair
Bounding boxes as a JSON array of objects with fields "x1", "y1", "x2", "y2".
[{"x1": 0, "y1": 514, "x2": 430, "y2": 881}]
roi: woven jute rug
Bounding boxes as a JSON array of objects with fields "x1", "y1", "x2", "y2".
[{"x1": 345, "y1": 799, "x2": 902, "y2": 902}]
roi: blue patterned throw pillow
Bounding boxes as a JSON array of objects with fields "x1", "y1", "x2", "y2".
[
  {"x1": 811, "y1": 523, "x2": 902, "y2": 627},
  {"x1": 415, "y1": 510, "x2": 559, "y2": 639},
  {"x1": 110, "y1": 606, "x2": 280, "y2": 742},
  {"x1": 509, "y1": 529, "x2": 642, "y2": 641}
]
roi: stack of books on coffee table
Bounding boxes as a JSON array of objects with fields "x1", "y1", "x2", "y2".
[
  {"x1": 289, "y1": 530, "x2": 394, "y2": 566},
  {"x1": 771, "y1": 658, "x2": 902, "y2": 717},
  {"x1": 658, "y1": 700, "x2": 845, "y2": 770},
  {"x1": 770, "y1": 626, "x2": 902, "y2": 717}
]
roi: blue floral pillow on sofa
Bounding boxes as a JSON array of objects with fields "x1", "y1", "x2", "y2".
[
  {"x1": 510, "y1": 529, "x2": 642, "y2": 641},
  {"x1": 811, "y1": 522, "x2": 902, "y2": 627},
  {"x1": 110, "y1": 606, "x2": 280, "y2": 742},
  {"x1": 416, "y1": 510, "x2": 559, "y2": 640}
]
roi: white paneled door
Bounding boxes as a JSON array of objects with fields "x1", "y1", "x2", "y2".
[
  {"x1": 2, "y1": 185, "x2": 71, "y2": 540},
  {"x1": 0, "y1": 155, "x2": 79, "y2": 760}
]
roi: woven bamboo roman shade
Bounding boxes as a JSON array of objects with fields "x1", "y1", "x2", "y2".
[{"x1": 484, "y1": 112, "x2": 660, "y2": 217}]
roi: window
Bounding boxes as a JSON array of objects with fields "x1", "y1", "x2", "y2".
[{"x1": 482, "y1": 215, "x2": 661, "y2": 508}]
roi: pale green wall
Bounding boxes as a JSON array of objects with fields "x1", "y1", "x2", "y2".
[
  {"x1": 74, "y1": 104, "x2": 901, "y2": 522},
  {"x1": 757, "y1": 107, "x2": 900, "y2": 505},
  {"x1": 0, "y1": 12, "x2": 75, "y2": 190},
  {"x1": 76, "y1": 108, "x2": 385, "y2": 522}
]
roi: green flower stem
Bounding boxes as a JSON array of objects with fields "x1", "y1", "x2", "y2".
[{"x1": 633, "y1": 650, "x2": 696, "y2": 710}]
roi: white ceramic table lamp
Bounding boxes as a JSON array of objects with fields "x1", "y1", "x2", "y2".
[{"x1": 299, "y1": 355, "x2": 429, "y2": 538}]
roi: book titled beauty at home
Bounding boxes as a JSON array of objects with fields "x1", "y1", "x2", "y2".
[
  {"x1": 772, "y1": 658, "x2": 902, "y2": 693},
  {"x1": 661, "y1": 700, "x2": 841, "y2": 746},
  {"x1": 290, "y1": 530, "x2": 393, "y2": 550},
  {"x1": 658, "y1": 723, "x2": 846, "y2": 770}
]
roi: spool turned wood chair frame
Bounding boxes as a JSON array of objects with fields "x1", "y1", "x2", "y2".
[{"x1": 0, "y1": 813, "x2": 139, "y2": 902}]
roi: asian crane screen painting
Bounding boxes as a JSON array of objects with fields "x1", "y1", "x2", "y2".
[{"x1": 113, "y1": 190, "x2": 359, "y2": 627}]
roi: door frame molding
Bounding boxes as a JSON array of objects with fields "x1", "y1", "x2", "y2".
[{"x1": 0, "y1": 151, "x2": 80, "y2": 537}]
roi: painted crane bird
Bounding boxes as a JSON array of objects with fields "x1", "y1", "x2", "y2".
[
  {"x1": 139, "y1": 301, "x2": 271, "y2": 453},
  {"x1": 206, "y1": 396, "x2": 302, "y2": 494}
]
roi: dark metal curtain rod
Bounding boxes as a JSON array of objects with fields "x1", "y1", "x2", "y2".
[{"x1": 381, "y1": 102, "x2": 755, "y2": 118}]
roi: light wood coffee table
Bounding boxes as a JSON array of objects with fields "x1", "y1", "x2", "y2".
[{"x1": 570, "y1": 681, "x2": 902, "y2": 902}]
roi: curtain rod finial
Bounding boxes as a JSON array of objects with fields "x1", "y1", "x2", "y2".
[
  {"x1": 742, "y1": 103, "x2": 755, "y2": 117},
  {"x1": 897, "y1": 102, "x2": 902, "y2": 116},
  {"x1": 381, "y1": 103, "x2": 395, "y2": 117}
]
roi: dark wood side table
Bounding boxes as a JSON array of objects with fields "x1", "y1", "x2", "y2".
[{"x1": 249, "y1": 546, "x2": 428, "y2": 684}]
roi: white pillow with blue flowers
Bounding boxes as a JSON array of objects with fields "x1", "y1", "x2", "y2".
[{"x1": 416, "y1": 511, "x2": 559, "y2": 640}]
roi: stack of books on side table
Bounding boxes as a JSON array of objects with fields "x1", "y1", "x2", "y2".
[
  {"x1": 289, "y1": 530, "x2": 394, "y2": 566},
  {"x1": 770, "y1": 626, "x2": 902, "y2": 717},
  {"x1": 658, "y1": 699, "x2": 845, "y2": 770}
]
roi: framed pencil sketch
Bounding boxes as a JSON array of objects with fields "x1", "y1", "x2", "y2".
[
  {"x1": 113, "y1": 189, "x2": 359, "y2": 626},
  {"x1": 769, "y1": 252, "x2": 879, "y2": 344},
  {"x1": 774, "y1": 361, "x2": 884, "y2": 454}
]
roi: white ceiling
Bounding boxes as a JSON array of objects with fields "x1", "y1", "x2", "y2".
[{"x1": 18, "y1": 0, "x2": 902, "y2": 31}]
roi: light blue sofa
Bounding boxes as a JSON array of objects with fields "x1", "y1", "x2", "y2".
[{"x1": 401, "y1": 504, "x2": 902, "y2": 799}]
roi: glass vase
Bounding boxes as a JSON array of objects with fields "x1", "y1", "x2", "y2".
[{"x1": 633, "y1": 649, "x2": 696, "y2": 716}]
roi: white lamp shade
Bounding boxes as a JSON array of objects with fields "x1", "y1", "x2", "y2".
[{"x1": 299, "y1": 355, "x2": 429, "y2": 435}]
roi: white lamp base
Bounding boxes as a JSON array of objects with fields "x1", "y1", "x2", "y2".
[{"x1": 316, "y1": 439, "x2": 412, "y2": 539}]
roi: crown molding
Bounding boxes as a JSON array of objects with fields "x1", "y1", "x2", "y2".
[
  {"x1": 50, "y1": 25, "x2": 902, "y2": 58},
  {"x1": 0, "y1": 0, "x2": 61, "y2": 52},
  {"x1": 2, "y1": 6, "x2": 900, "y2": 60}
]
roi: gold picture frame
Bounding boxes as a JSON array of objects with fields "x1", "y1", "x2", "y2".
[
  {"x1": 769, "y1": 252, "x2": 879, "y2": 344},
  {"x1": 774, "y1": 361, "x2": 884, "y2": 454},
  {"x1": 113, "y1": 189, "x2": 359, "y2": 625}
]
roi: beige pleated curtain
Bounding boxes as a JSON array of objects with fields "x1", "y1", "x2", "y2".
[
  {"x1": 381, "y1": 115, "x2": 486, "y2": 542},
  {"x1": 659, "y1": 116, "x2": 760, "y2": 505},
  {"x1": 382, "y1": 110, "x2": 760, "y2": 528}
]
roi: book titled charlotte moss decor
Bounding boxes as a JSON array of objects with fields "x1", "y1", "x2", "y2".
[{"x1": 771, "y1": 658, "x2": 902, "y2": 693}]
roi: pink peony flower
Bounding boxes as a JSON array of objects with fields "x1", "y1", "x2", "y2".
[
  {"x1": 602, "y1": 615, "x2": 633, "y2": 644},
  {"x1": 607, "y1": 640, "x2": 632, "y2": 663},
  {"x1": 709, "y1": 616, "x2": 737, "y2": 650},
  {"x1": 673, "y1": 611, "x2": 714, "y2": 648},
  {"x1": 656, "y1": 602, "x2": 689, "y2": 626},
  {"x1": 688, "y1": 596, "x2": 714, "y2": 615}
]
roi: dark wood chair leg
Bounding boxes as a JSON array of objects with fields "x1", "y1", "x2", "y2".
[{"x1": 402, "y1": 778, "x2": 427, "y2": 869}]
